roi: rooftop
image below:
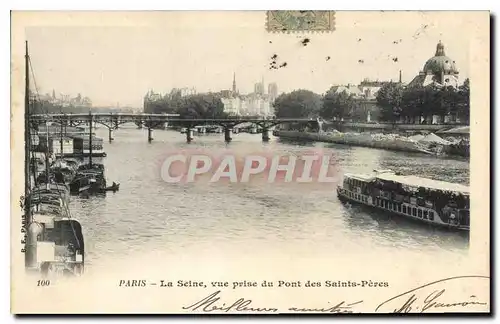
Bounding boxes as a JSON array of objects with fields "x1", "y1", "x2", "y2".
[
  {"x1": 343, "y1": 171, "x2": 469, "y2": 194},
  {"x1": 375, "y1": 172, "x2": 469, "y2": 194},
  {"x1": 344, "y1": 173, "x2": 375, "y2": 182}
]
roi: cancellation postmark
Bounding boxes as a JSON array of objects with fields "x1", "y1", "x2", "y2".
[{"x1": 266, "y1": 10, "x2": 336, "y2": 33}]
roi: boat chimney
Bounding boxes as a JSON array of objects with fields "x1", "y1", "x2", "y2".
[{"x1": 25, "y1": 222, "x2": 43, "y2": 269}]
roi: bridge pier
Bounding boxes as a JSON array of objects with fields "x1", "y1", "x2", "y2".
[
  {"x1": 250, "y1": 126, "x2": 257, "y2": 134},
  {"x1": 262, "y1": 128, "x2": 270, "y2": 142},
  {"x1": 197, "y1": 126, "x2": 206, "y2": 134},
  {"x1": 148, "y1": 128, "x2": 153, "y2": 143},
  {"x1": 232, "y1": 128, "x2": 239, "y2": 134},
  {"x1": 108, "y1": 128, "x2": 114, "y2": 143},
  {"x1": 186, "y1": 128, "x2": 194, "y2": 143},
  {"x1": 224, "y1": 128, "x2": 232, "y2": 143}
]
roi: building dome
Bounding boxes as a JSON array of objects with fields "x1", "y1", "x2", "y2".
[{"x1": 423, "y1": 41, "x2": 458, "y2": 75}]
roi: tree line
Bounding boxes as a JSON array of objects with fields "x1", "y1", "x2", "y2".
[
  {"x1": 144, "y1": 89, "x2": 228, "y2": 119},
  {"x1": 375, "y1": 79, "x2": 469, "y2": 124},
  {"x1": 273, "y1": 79, "x2": 470, "y2": 124}
]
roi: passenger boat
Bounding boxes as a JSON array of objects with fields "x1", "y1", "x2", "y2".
[{"x1": 336, "y1": 170, "x2": 470, "y2": 231}]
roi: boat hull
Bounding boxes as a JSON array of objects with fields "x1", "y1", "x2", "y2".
[{"x1": 337, "y1": 188, "x2": 469, "y2": 232}]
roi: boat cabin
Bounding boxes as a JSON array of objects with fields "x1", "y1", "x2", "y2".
[
  {"x1": 339, "y1": 170, "x2": 470, "y2": 229},
  {"x1": 32, "y1": 215, "x2": 85, "y2": 276}
]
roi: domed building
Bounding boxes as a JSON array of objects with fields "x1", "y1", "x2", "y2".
[{"x1": 408, "y1": 41, "x2": 460, "y2": 89}]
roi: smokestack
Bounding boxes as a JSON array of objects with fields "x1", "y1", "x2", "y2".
[{"x1": 399, "y1": 70, "x2": 402, "y2": 83}]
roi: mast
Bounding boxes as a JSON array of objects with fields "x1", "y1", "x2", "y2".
[
  {"x1": 88, "y1": 110, "x2": 93, "y2": 167},
  {"x1": 45, "y1": 123, "x2": 50, "y2": 186},
  {"x1": 24, "y1": 41, "x2": 33, "y2": 268},
  {"x1": 60, "y1": 112, "x2": 63, "y2": 158},
  {"x1": 24, "y1": 40, "x2": 31, "y2": 221}
]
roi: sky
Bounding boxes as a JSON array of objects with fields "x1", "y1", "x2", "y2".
[{"x1": 18, "y1": 11, "x2": 478, "y2": 107}]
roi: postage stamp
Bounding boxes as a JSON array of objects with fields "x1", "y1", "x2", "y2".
[
  {"x1": 9, "y1": 11, "x2": 490, "y2": 315},
  {"x1": 266, "y1": 10, "x2": 336, "y2": 33}
]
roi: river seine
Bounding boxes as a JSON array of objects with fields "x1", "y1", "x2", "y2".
[{"x1": 71, "y1": 125, "x2": 470, "y2": 274}]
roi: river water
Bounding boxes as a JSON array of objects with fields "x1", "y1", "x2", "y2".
[{"x1": 70, "y1": 125, "x2": 470, "y2": 274}]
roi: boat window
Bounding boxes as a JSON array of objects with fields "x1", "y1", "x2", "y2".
[
  {"x1": 429, "y1": 211, "x2": 434, "y2": 221},
  {"x1": 423, "y1": 210, "x2": 428, "y2": 219},
  {"x1": 388, "y1": 202, "x2": 392, "y2": 209},
  {"x1": 403, "y1": 205, "x2": 407, "y2": 214},
  {"x1": 397, "y1": 204, "x2": 401, "y2": 212},
  {"x1": 418, "y1": 209, "x2": 422, "y2": 218},
  {"x1": 412, "y1": 208, "x2": 417, "y2": 216}
]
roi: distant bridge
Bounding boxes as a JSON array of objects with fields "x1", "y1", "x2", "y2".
[{"x1": 29, "y1": 113, "x2": 321, "y2": 143}]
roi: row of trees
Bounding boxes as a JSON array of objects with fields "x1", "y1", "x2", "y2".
[
  {"x1": 273, "y1": 79, "x2": 470, "y2": 124},
  {"x1": 144, "y1": 90, "x2": 228, "y2": 119},
  {"x1": 273, "y1": 88, "x2": 370, "y2": 121},
  {"x1": 376, "y1": 79, "x2": 470, "y2": 123}
]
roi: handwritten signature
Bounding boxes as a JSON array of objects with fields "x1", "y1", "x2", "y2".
[
  {"x1": 375, "y1": 275, "x2": 489, "y2": 313},
  {"x1": 182, "y1": 290, "x2": 363, "y2": 313},
  {"x1": 182, "y1": 290, "x2": 279, "y2": 313},
  {"x1": 181, "y1": 276, "x2": 489, "y2": 314}
]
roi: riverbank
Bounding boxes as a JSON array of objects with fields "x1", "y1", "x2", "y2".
[{"x1": 273, "y1": 130, "x2": 469, "y2": 158}]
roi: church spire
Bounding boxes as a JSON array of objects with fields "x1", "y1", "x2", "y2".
[{"x1": 232, "y1": 72, "x2": 237, "y2": 93}]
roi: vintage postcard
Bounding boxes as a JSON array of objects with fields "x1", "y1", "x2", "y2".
[{"x1": 11, "y1": 11, "x2": 490, "y2": 314}]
